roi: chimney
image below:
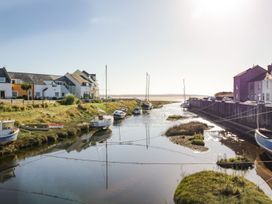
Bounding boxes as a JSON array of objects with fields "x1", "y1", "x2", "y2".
[{"x1": 268, "y1": 64, "x2": 272, "y2": 74}]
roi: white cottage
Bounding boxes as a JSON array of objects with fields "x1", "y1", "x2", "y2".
[
  {"x1": 65, "y1": 70, "x2": 99, "y2": 99},
  {"x1": 0, "y1": 67, "x2": 12, "y2": 99}
]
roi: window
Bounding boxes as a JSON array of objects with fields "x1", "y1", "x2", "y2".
[
  {"x1": 12, "y1": 80, "x2": 15, "y2": 84},
  {"x1": 0, "y1": 77, "x2": 6, "y2": 83},
  {"x1": 266, "y1": 93, "x2": 270, "y2": 101},
  {"x1": 62, "y1": 93, "x2": 65, "y2": 97},
  {"x1": 36, "y1": 92, "x2": 41, "y2": 97},
  {"x1": 55, "y1": 92, "x2": 59, "y2": 97},
  {"x1": 12, "y1": 91, "x2": 18, "y2": 98}
]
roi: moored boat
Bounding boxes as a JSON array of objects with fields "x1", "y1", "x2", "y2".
[
  {"x1": 255, "y1": 129, "x2": 272, "y2": 154},
  {"x1": 90, "y1": 115, "x2": 112, "y2": 129},
  {"x1": 142, "y1": 101, "x2": 153, "y2": 111},
  {"x1": 48, "y1": 123, "x2": 64, "y2": 129},
  {"x1": 132, "y1": 107, "x2": 142, "y2": 115},
  {"x1": 113, "y1": 110, "x2": 126, "y2": 120},
  {"x1": 0, "y1": 120, "x2": 20, "y2": 144}
]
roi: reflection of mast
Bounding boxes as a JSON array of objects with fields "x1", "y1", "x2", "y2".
[
  {"x1": 119, "y1": 126, "x2": 121, "y2": 144},
  {"x1": 145, "y1": 123, "x2": 150, "y2": 149},
  {"x1": 106, "y1": 140, "x2": 108, "y2": 190}
]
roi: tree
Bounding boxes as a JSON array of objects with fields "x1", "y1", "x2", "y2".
[{"x1": 21, "y1": 83, "x2": 32, "y2": 100}]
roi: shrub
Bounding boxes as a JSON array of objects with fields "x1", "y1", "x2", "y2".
[
  {"x1": 62, "y1": 94, "x2": 76, "y2": 105},
  {"x1": 191, "y1": 139, "x2": 205, "y2": 146}
]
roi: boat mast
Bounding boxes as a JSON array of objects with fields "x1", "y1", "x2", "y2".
[
  {"x1": 105, "y1": 65, "x2": 108, "y2": 100},
  {"x1": 183, "y1": 78, "x2": 186, "y2": 102},
  {"x1": 257, "y1": 95, "x2": 260, "y2": 130}
]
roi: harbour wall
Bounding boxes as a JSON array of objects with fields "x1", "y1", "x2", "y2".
[{"x1": 189, "y1": 99, "x2": 272, "y2": 137}]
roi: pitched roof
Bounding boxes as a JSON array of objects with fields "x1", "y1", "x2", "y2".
[
  {"x1": 55, "y1": 76, "x2": 75, "y2": 86},
  {"x1": 234, "y1": 65, "x2": 266, "y2": 77},
  {"x1": 70, "y1": 70, "x2": 90, "y2": 85},
  {"x1": 8, "y1": 72, "x2": 61, "y2": 85},
  {"x1": 0, "y1": 67, "x2": 11, "y2": 83},
  {"x1": 249, "y1": 72, "x2": 267, "y2": 82}
]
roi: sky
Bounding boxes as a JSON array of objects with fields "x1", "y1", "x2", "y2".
[{"x1": 1, "y1": 0, "x2": 272, "y2": 95}]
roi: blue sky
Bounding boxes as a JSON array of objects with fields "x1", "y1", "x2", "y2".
[{"x1": 1, "y1": 0, "x2": 272, "y2": 95}]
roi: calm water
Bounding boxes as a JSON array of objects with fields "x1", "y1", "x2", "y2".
[{"x1": 0, "y1": 103, "x2": 271, "y2": 204}]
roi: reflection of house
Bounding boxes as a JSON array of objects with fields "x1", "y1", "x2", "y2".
[
  {"x1": 65, "y1": 70, "x2": 99, "y2": 99},
  {"x1": 234, "y1": 65, "x2": 266, "y2": 102},
  {"x1": 0, "y1": 67, "x2": 12, "y2": 99}
]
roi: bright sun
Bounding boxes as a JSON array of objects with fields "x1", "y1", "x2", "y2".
[{"x1": 192, "y1": 0, "x2": 244, "y2": 18}]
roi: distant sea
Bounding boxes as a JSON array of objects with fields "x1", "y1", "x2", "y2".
[{"x1": 108, "y1": 94, "x2": 207, "y2": 102}]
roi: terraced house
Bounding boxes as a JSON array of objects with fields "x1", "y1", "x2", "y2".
[
  {"x1": 0, "y1": 67, "x2": 12, "y2": 99},
  {"x1": 0, "y1": 67, "x2": 99, "y2": 99}
]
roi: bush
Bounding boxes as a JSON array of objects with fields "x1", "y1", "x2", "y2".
[
  {"x1": 62, "y1": 94, "x2": 76, "y2": 105},
  {"x1": 191, "y1": 139, "x2": 205, "y2": 146}
]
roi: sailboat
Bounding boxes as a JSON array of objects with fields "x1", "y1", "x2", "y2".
[
  {"x1": 142, "y1": 72, "x2": 153, "y2": 111},
  {"x1": 254, "y1": 101, "x2": 272, "y2": 154},
  {"x1": 180, "y1": 79, "x2": 190, "y2": 109}
]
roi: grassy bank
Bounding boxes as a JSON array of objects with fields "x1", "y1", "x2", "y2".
[
  {"x1": 0, "y1": 100, "x2": 138, "y2": 157},
  {"x1": 166, "y1": 115, "x2": 186, "y2": 121},
  {"x1": 174, "y1": 171, "x2": 271, "y2": 204},
  {"x1": 165, "y1": 121, "x2": 208, "y2": 151},
  {"x1": 217, "y1": 156, "x2": 254, "y2": 170}
]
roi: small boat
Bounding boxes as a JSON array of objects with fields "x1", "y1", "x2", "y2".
[
  {"x1": 20, "y1": 124, "x2": 49, "y2": 131},
  {"x1": 113, "y1": 110, "x2": 126, "y2": 120},
  {"x1": 0, "y1": 120, "x2": 20, "y2": 144},
  {"x1": 90, "y1": 115, "x2": 112, "y2": 129},
  {"x1": 255, "y1": 129, "x2": 272, "y2": 154},
  {"x1": 133, "y1": 107, "x2": 142, "y2": 115},
  {"x1": 48, "y1": 123, "x2": 64, "y2": 129},
  {"x1": 181, "y1": 100, "x2": 190, "y2": 109},
  {"x1": 142, "y1": 101, "x2": 153, "y2": 110}
]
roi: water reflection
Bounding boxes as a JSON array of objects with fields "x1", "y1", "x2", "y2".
[
  {"x1": 0, "y1": 155, "x2": 18, "y2": 183},
  {"x1": 0, "y1": 103, "x2": 272, "y2": 204}
]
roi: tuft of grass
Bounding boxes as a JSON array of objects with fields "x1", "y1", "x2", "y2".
[
  {"x1": 165, "y1": 121, "x2": 208, "y2": 137},
  {"x1": 166, "y1": 115, "x2": 185, "y2": 121},
  {"x1": 217, "y1": 156, "x2": 254, "y2": 170},
  {"x1": 174, "y1": 171, "x2": 271, "y2": 204}
]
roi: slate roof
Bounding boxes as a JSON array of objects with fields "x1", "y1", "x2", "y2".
[
  {"x1": 234, "y1": 65, "x2": 266, "y2": 77},
  {"x1": 0, "y1": 67, "x2": 11, "y2": 83},
  {"x1": 8, "y1": 72, "x2": 61, "y2": 85},
  {"x1": 55, "y1": 76, "x2": 75, "y2": 86}
]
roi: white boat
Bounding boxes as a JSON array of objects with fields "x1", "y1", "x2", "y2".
[
  {"x1": 142, "y1": 101, "x2": 153, "y2": 110},
  {"x1": 255, "y1": 129, "x2": 272, "y2": 154},
  {"x1": 113, "y1": 110, "x2": 126, "y2": 120},
  {"x1": 133, "y1": 107, "x2": 142, "y2": 115},
  {"x1": 90, "y1": 115, "x2": 112, "y2": 129},
  {"x1": 0, "y1": 120, "x2": 19, "y2": 144}
]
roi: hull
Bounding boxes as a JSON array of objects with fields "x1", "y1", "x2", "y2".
[
  {"x1": 255, "y1": 129, "x2": 272, "y2": 155},
  {"x1": 113, "y1": 115, "x2": 126, "y2": 120},
  {"x1": 90, "y1": 120, "x2": 112, "y2": 129},
  {"x1": 0, "y1": 129, "x2": 19, "y2": 144}
]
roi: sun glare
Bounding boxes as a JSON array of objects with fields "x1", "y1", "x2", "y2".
[{"x1": 192, "y1": 0, "x2": 245, "y2": 18}]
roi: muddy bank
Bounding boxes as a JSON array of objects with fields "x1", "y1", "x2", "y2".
[{"x1": 0, "y1": 100, "x2": 138, "y2": 158}]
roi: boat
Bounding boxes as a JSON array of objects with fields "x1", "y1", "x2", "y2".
[
  {"x1": 254, "y1": 101, "x2": 272, "y2": 154},
  {"x1": 180, "y1": 79, "x2": 190, "y2": 108},
  {"x1": 132, "y1": 107, "x2": 142, "y2": 115},
  {"x1": 0, "y1": 120, "x2": 20, "y2": 144},
  {"x1": 48, "y1": 123, "x2": 64, "y2": 129},
  {"x1": 113, "y1": 110, "x2": 126, "y2": 120},
  {"x1": 255, "y1": 129, "x2": 272, "y2": 154},
  {"x1": 90, "y1": 115, "x2": 112, "y2": 129},
  {"x1": 142, "y1": 72, "x2": 153, "y2": 111},
  {"x1": 142, "y1": 101, "x2": 153, "y2": 110},
  {"x1": 20, "y1": 124, "x2": 49, "y2": 131}
]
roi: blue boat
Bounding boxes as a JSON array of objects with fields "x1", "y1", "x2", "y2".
[
  {"x1": 0, "y1": 120, "x2": 20, "y2": 144},
  {"x1": 255, "y1": 129, "x2": 272, "y2": 154}
]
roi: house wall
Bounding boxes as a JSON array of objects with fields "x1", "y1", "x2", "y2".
[
  {"x1": 234, "y1": 67, "x2": 267, "y2": 102},
  {"x1": 0, "y1": 83, "x2": 12, "y2": 98},
  {"x1": 262, "y1": 79, "x2": 272, "y2": 103},
  {"x1": 34, "y1": 84, "x2": 69, "y2": 99},
  {"x1": 11, "y1": 84, "x2": 34, "y2": 98}
]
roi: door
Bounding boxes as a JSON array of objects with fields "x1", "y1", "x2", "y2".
[{"x1": 0, "y1": 91, "x2": 5, "y2": 99}]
